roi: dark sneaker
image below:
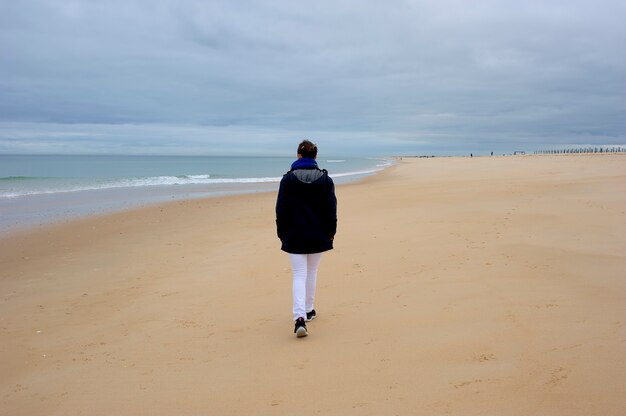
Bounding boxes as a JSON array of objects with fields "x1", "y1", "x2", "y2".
[
  {"x1": 294, "y1": 317, "x2": 308, "y2": 337},
  {"x1": 306, "y1": 309, "x2": 316, "y2": 322}
]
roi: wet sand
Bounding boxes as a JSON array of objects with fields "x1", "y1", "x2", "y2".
[{"x1": 1, "y1": 154, "x2": 625, "y2": 415}]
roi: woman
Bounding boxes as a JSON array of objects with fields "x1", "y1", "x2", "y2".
[{"x1": 276, "y1": 140, "x2": 337, "y2": 337}]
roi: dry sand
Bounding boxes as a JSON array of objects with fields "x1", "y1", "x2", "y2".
[{"x1": 1, "y1": 154, "x2": 625, "y2": 415}]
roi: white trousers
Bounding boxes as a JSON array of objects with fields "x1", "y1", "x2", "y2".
[{"x1": 289, "y1": 252, "x2": 323, "y2": 321}]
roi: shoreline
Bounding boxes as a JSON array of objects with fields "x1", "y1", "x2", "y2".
[
  {"x1": 0, "y1": 157, "x2": 394, "y2": 237},
  {"x1": 5, "y1": 151, "x2": 621, "y2": 237},
  {"x1": 1, "y1": 154, "x2": 625, "y2": 415}
]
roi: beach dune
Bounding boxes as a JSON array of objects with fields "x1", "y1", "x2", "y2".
[{"x1": 1, "y1": 155, "x2": 625, "y2": 415}]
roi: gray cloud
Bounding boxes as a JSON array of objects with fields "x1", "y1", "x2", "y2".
[{"x1": 1, "y1": 0, "x2": 624, "y2": 155}]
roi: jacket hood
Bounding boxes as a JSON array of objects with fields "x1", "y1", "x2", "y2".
[
  {"x1": 293, "y1": 169, "x2": 325, "y2": 184},
  {"x1": 290, "y1": 157, "x2": 324, "y2": 184}
]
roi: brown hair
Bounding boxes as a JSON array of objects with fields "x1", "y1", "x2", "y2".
[{"x1": 297, "y1": 140, "x2": 318, "y2": 159}]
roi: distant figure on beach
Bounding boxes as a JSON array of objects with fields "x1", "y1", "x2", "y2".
[{"x1": 276, "y1": 140, "x2": 337, "y2": 338}]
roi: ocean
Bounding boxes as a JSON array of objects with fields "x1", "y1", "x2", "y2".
[{"x1": 0, "y1": 155, "x2": 391, "y2": 233}]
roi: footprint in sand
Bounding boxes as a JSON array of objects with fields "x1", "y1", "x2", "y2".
[
  {"x1": 476, "y1": 353, "x2": 496, "y2": 362},
  {"x1": 177, "y1": 320, "x2": 200, "y2": 328},
  {"x1": 547, "y1": 367, "x2": 568, "y2": 386}
]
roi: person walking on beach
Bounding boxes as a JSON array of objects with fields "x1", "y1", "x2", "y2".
[{"x1": 276, "y1": 140, "x2": 337, "y2": 338}]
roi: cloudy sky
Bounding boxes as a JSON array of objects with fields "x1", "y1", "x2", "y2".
[{"x1": 1, "y1": 0, "x2": 624, "y2": 156}]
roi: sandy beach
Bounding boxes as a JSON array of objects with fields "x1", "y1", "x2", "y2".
[{"x1": 1, "y1": 154, "x2": 625, "y2": 415}]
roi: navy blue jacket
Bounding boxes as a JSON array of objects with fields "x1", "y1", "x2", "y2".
[{"x1": 276, "y1": 159, "x2": 337, "y2": 254}]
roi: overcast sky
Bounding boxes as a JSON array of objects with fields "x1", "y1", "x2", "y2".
[{"x1": 1, "y1": 0, "x2": 624, "y2": 156}]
